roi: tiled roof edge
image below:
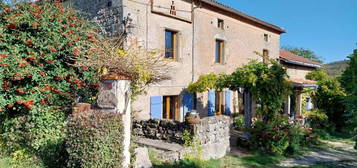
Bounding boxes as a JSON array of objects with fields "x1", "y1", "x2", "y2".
[{"x1": 200, "y1": 0, "x2": 286, "y2": 34}]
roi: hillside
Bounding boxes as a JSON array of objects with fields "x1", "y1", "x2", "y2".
[{"x1": 324, "y1": 60, "x2": 349, "y2": 78}]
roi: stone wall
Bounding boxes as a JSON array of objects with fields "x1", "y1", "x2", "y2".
[
  {"x1": 134, "y1": 115, "x2": 231, "y2": 161},
  {"x1": 64, "y1": 0, "x2": 123, "y2": 37},
  {"x1": 133, "y1": 119, "x2": 192, "y2": 144},
  {"x1": 194, "y1": 115, "x2": 231, "y2": 160}
]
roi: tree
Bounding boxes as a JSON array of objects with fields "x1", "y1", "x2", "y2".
[
  {"x1": 306, "y1": 69, "x2": 347, "y2": 130},
  {"x1": 0, "y1": 1, "x2": 99, "y2": 166},
  {"x1": 340, "y1": 48, "x2": 357, "y2": 144},
  {"x1": 282, "y1": 46, "x2": 324, "y2": 63}
]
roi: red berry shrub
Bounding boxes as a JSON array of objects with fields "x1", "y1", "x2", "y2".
[{"x1": 0, "y1": 1, "x2": 100, "y2": 166}]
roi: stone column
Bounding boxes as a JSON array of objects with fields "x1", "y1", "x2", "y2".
[
  {"x1": 284, "y1": 95, "x2": 291, "y2": 116},
  {"x1": 243, "y1": 89, "x2": 253, "y2": 138},
  {"x1": 97, "y1": 74, "x2": 132, "y2": 168},
  {"x1": 295, "y1": 90, "x2": 302, "y2": 118}
]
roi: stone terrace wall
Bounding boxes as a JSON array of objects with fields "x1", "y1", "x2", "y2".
[
  {"x1": 134, "y1": 116, "x2": 231, "y2": 161},
  {"x1": 133, "y1": 119, "x2": 192, "y2": 144},
  {"x1": 194, "y1": 115, "x2": 231, "y2": 160}
]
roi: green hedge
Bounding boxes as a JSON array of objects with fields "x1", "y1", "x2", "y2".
[{"x1": 66, "y1": 112, "x2": 124, "y2": 168}]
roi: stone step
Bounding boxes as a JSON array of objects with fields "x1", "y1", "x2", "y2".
[{"x1": 134, "y1": 137, "x2": 184, "y2": 152}]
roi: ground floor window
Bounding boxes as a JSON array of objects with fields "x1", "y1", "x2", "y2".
[
  {"x1": 163, "y1": 95, "x2": 180, "y2": 121},
  {"x1": 215, "y1": 91, "x2": 225, "y2": 115}
]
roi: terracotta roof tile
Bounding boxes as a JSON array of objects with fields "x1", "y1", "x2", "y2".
[{"x1": 280, "y1": 50, "x2": 321, "y2": 66}]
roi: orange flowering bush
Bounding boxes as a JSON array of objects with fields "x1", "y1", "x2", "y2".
[{"x1": 0, "y1": 1, "x2": 100, "y2": 165}]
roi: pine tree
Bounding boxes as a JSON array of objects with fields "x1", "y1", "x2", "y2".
[{"x1": 340, "y1": 48, "x2": 357, "y2": 147}]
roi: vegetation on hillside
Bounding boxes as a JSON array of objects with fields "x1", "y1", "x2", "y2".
[{"x1": 324, "y1": 60, "x2": 348, "y2": 78}]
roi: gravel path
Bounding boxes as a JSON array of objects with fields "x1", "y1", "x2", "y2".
[{"x1": 279, "y1": 140, "x2": 357, "y2": 167}]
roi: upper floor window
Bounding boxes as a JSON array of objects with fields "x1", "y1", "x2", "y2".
[
  {"x1": 215, "y1": 40, "x2": 224, "y2": 64},
  {"x1": 263, "y1": 49, "x2": 269, "y2": 64},
  {"x1": 218, "y1": 19, "x2": 224, "y2": 30},
  {"x1": 165, "y1": 30, "x2": 178, "y2": 59},
  {"x1": 264, "y1": 34, "x2": 269, "y2": 42}
]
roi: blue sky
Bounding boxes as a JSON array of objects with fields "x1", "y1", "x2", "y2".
[{"x1": 218, "y1": 0, "x2": 357, "y2": 63}]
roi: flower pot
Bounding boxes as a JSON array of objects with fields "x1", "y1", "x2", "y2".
[{"x1": 185, "y1": 110, "x2": 200, "y2": 124}]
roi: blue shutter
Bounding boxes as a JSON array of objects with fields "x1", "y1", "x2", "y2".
[
  {"x1": 225, "y1": 90, "x2": 232, "y2": 115},
  {"x1": 183, "y1": 93, "x2": 193, "y2": 118},
  {"x1": 208, "y1": 91, "x2": 215, "y2": 116},
  {"x1": 150, "y1": 96, "x2": 163, "y2": 119}
]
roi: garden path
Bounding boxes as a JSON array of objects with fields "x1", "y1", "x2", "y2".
[{"x1": 279, "y1": 139, "x2": 357, "y2": 167}]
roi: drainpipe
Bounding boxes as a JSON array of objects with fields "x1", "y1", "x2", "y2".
[{"x1": 191, "y1": 0, "x2": 202, "y2": 82}]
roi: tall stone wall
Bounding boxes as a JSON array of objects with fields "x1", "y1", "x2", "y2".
[
  {"x1": 64, "y1": 0, "x2": 123, "y2": 37},
  {"x1": 194, "y1": 115, "x2": 231, "y2": 160}
]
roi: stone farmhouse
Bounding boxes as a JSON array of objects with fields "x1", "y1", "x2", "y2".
[
  {"x1": 65, "y1": 0, "x2": 319, "y2": 122},
  {"x1": 280, "y1": 50, "x2": 321, "y2": 119}
]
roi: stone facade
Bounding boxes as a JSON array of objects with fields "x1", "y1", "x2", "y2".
[{"x1": 67, "y1": 0, "x2": 285, "y2": 121}]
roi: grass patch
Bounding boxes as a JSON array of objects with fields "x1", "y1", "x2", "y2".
[{"x1": 151, "y1": 152, "x2": 286, "y2": 168}]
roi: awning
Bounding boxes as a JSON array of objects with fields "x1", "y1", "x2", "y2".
[{"x1": 289, "y1": 78, "x2": 318, "y2": 89}]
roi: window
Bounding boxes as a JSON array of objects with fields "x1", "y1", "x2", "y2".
[
  {"x1": 218, "y1": 19, "x2": 224, "y2": 29},
  {"x1": 165, "y1": 30, "x2": 178, "y2": 59},
  {"x1": 215, "y1": 40, "x2": 224, "y2": 64},
  {"x1": 163, "y1": 96, "x2": 180, "y2": 121},
  {"x1": 215, "y1": 91, "x2": 224, "y2": 115},
  {"x1": 263, "y1": 49, "x2": 269, "y2": 64},
  {"x1": 264, "y1": 34, "x2": 269, "y2": 42}
]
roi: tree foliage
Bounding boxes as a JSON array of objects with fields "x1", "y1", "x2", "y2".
[
  {"x1": 0, "y1": 1, "x2": 99, "y2": 165},
  {"x1": 340, "y1": 49, "x2": 357, "y2": 136},
  {"x1": 187, "y1": 73, "x2": 219, "y2": 93},
  {"x1": 306, "y1": 69, "x2": 347, "y2": 130},
  {"x1": 282, "y1": 46, "x2": 323, "y2": 63}
]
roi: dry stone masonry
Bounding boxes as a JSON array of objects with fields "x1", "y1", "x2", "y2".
[
  {"x1": 134, "y1": 115, "x2": 231, "y2": 161},
  {"x1": 194, "y1": 115, "x2": 231, "y2": 160},
  {"x1": 133, "y1": 119, "x2": 192, "y2": 144}
]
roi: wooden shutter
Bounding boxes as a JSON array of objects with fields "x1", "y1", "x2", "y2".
[
  {"x1": 150, "y1": 96, "x2": 163, "y2": 119},
  {"x1": 183, "y1": 93, "x2": 193, "y2": 118},
  {"x1": 225, "y1": 90, "x2": 231, "y2": 115},
  {"x1": 208, "y1": 90, "x2": 215, "y2": 116}
]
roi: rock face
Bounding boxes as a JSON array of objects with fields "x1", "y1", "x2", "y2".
[
  {"x1": 133, "y1": 119, "x2": 192, "y2": 144},
  {"x1": 133, "y1": 147, "x2": 152, "y2": 168}
]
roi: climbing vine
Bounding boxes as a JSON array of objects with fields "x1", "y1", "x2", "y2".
[{"x1": 189, "y1": 60, "x2": 292, "y2": 123}]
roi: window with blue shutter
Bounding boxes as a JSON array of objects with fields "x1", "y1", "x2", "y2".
[
  {"x1": 225, "y1": 90, "x2": 231, "y2": 115},
  {"x1": 208, "y1": 90, "x2": 215, "y2": 116},
  {"x1": 150, "y1": 96, "x2": 163, "y2": 119},
  {"x1": 182, "y1": 93, "x2": 193, "y2": 118}
]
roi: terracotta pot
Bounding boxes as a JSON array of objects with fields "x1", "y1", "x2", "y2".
[{"x1": 185, "y1": 111, "x2": 200, "y2": 124}]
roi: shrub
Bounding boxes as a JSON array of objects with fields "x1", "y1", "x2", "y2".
[
  {"x1": 0, "y1": 1, "x2": 99, "y2": 166},
  {"x1": 234, "y1": 115, "x2": 245, "y2": 131},
  {"x1": 248, "y1": 115, "x2": 317, "y2": 155},
  {"x1": 66, "y1": 112, "x2": 124, "y2": 168}
]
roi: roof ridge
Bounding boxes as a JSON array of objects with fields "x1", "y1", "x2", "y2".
[{"x1": 200, "y1": 0, "x2": 286, "y2": 34}]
